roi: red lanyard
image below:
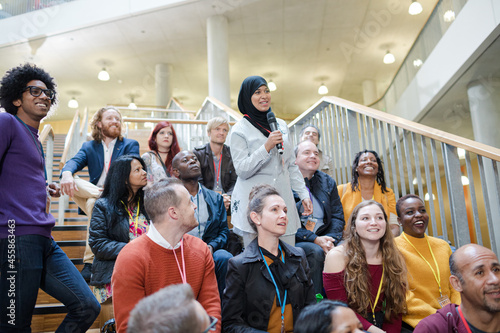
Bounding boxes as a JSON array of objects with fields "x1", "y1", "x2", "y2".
[
  {"x1": 457, "y1": 306, "x2": 473, "y2": 333},
  {"x1": 172, "y1": 238, "x2": 187, "y2": 284},
  {"x1": 244, "y1": 114, "x2": 271, "y2": 134},
  {"x1": 213, "y1": 155, "x2": 222, "y2": 184}
]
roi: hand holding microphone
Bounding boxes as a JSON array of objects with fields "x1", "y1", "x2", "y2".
[{"x1": 266, "y1": 112, "x2": 284, "y2": 155}]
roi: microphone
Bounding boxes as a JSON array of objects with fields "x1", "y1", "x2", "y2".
[{"x1": 266, "y1": 111, "x2": 284, "y2": 155}]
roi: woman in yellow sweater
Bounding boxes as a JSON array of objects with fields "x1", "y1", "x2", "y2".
[
  {"x1": 338, "y1": 150, "x2": 399, "y2": 236},
  {"x1": 394, "y1": 194, "x2": 460, "y2": 330}
]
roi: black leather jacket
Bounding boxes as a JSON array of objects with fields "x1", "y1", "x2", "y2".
[
  {"x1": 222, "y1": 239, "x2": 316, "y2": 332},
  {"x1": 295, "y1": 170, "x2": 345, "y2": 245},
  {"x1": 193, "y1": 143, "x2": 237, "y2": 195},
  {"x1": 88, "y1": 197, "x2": 149, "y2": 286}
]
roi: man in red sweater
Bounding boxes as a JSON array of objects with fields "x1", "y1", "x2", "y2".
[
  {"x1": 415, "y1": 244, "x2": 500, "y2": 333},
  {"x1": 112, "y1": 178, "x2": 221, "y2": 333}
]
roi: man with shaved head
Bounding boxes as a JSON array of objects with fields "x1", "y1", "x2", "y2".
[{"x1": 415, "y1": 244, "x2": 500, "y2": 333}]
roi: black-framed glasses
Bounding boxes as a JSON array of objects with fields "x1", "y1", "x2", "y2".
[
  {"x1": 202, "y1": 316, "x2": 217, "y2": 333},
  {"x1": 23, "y1": 86, "x2": 55, "y2": 100}
]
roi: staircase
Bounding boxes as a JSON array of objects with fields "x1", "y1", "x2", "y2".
[{"x1": 33, "y1": 134, "x2": 102, "y2": 332}]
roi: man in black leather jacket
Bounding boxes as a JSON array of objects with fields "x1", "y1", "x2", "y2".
[{"x1": 193, "y1": 117, "x2": 237, "y2": 211}]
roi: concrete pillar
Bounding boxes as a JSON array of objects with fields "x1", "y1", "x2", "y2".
[
  {"x1": 467, "y1": 78, "x2": 500, "y2": 255},
  {"x1": 467, "y1": 79, "x2": 500, "y2": 148},
  {"x1": 155, "y1": 63, "x2": 172, "y2": 108},
  {"x1": 362, "y1": 79, "x2": 377, "y2": 106},
  {"x1": 207, "y1": 15, "x2": 230, "y2": 106}
]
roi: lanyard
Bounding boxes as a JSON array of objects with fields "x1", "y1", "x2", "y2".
[
  {"x1": 191, "y1": 190, "x2": 201, "y2": 236},
  {"x1": 213, "y1": 155, "x2": 222, "y2": 185},
  {"x1": 259, "y1": 245, "x2": 287, "y2": 332},
  {"x1": 122, "y1": 199, "x2": 140, "y2": 232},
  {"x1": 402, "y1": 232, "x2": 443, "y2": 296},
  {"x1": 369, "y1": 264, "x2": 385, "y2": 326},
  {"x1": 15, "y1": 115, "x2": 47, "y2": 184},
  {"x1": 457, "y1": 306, "x2": 473, "y2": 333},
  {"x1": 173, "y1": 238, "x2": 187, "y2": 284}
]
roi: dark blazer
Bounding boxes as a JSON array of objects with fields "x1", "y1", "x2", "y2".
[
  {"x1": 88, "y1": 197, "x2": 148, "y2": 286},
  {"x1": 61, "y1": 138, "x2": 140, "y2": 185},
  {"x1": 200, "y1": 184, "x2": 229, "y2": 251},
  {"x1": 295, "y1": 170, "x2": 345, "y2": 245},
  {"x1": 222, "y1": 239, "x2": 316, "y2": 332},
  {"x1": 193, "y1": 143, "x2": 237, "y2": 195}
]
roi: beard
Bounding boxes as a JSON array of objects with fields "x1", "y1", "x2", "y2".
[{"x1": 102, "y1": 124, "x2": 121, "y2": 139}]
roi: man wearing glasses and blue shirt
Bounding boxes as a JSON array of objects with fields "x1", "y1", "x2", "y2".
[{"x1": 0, "y1": 63, "x2": 100, "y2": 332}]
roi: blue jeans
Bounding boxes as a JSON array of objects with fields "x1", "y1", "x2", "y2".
[
  {"x1": 0, "y1": 234, "x2": 100, "y2": 332},
  {"x1": 295, "y1": 241, "x2": 325, "y2": 295},
  {"x1": 213, "y1": 249, "x2": 232, "y2": 296}
]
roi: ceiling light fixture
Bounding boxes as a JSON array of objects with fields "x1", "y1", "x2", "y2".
[
  {"x1": 383, "y1": 50, "x2": 395, "y2": 64},
  {"x1": 457, "y1": 148, "x2": 466, "y2": 159},
  {"x1": 424, "y1": 193, "x2": 435, "y2": 201},
  {"x1": 68, "y1": 97, "x2": 79, "y2": 109},
  {"x1": 128, "y1": 96, "x2": 137, "y2": 109},
  {"x1": 98, "y1": 68, "x2": 110, "y2": 81},
  {"x1": 413, "y1": 59, "x2": 423, "y2": 68},
  {"x1": 0, "y1": 3, "x2": 3, "y2": 10},
  {"x1": 408, "y1": 0, "x2": 423, "y2": 15},
  {"x1": 268, "y1": 80, "x2": 277, "y2": 92},
  {"x1": 318, "y1": 83, "x2": 328, "y2": 95},
  {"x1": 443, "y1": 10, "x2": 455, "y2": 22},
  {"x1": 461, "y1": 176, "x2": 470, "y2": 186}
]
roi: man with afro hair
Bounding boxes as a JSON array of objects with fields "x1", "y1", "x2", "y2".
[{"x1": 0, "y1": 63, "x2": 100, "y2": 332}]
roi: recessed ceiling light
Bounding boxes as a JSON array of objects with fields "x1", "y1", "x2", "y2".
[
  {"x1": 413, "y1": 59, "x2": 423, "y2": 67},
  {"x1": 444, "y1": 10, "x2": 455, "y2": 22}
]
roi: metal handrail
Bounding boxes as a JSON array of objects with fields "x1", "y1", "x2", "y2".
[{"x1": 289, "y1": 95, "x2": 500, "y2": 255}]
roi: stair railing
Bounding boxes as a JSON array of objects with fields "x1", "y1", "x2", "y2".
[
  {"x1": 39, "y1": 124, "x2": 55, "y2": 184},
  {"x1": 289, "y1": 96, "x2": 500, "y2": 255}
]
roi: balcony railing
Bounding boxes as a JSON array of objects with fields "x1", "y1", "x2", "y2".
[
  {"x1": 289, "y1": 96, "x2": 500, "y2": 254},
  {"x1": 0, "y1": 0, "x2": 77, "y2": 20}
]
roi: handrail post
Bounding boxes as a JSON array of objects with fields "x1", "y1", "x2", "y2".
[
  {"x1": 442, "y1": 144, "x2": 470, "y2": 247},
  {"x1": 346, "y1": 109, "x2": 360, "y2": 163}
]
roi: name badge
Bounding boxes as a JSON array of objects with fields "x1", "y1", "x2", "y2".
[{"x1": 438, "y1": 295, "x2": 451, "y2": 308}]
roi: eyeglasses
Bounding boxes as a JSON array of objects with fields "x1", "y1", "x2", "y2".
[
  {"x1": 202, "y1": 316, "x2": 217, "y2": 333},
  {"x1": 23, "y1": 86, "x2": 55, "y2": 100}
]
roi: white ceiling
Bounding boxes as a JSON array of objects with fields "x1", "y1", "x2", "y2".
[{"x1": 0, "y1": 0, "x2": 439, "y2": 121}]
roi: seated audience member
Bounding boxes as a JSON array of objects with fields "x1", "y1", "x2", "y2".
[
  {"x1": 112, "y1": 178, "x2": 221, "y2": 333},
  {"x1": 323, "y1": 201, "x2": 407, "y2": 333},
  {"x1": 172, "y1": 150, "x2": 233, "y2": 295},
  {"x1": 128, "y1": 283, "x2": 217, "y2": 333},
  {"x1": 395, "y1": 194, "x2": 460, "y2": 329},
  {"x1": 415, "y1": 244, "x2": 500, "y2": 333},
  {"x1": 89, "y1": 155, "x2": 149, "y2": 304},
  {"x1": 222, "y1": 184, "x2": 316, "y2": 333},
  {"x1": 141, "y1": 121, "x2": 180, "y2": 182},
  {"x1": 299, "y1": 124, "x2": 334, "y2": 177},
  {"x1": 60, "y1": 106, "x2": 140, "y2": 281},
  {"x1": 338, "y1": 150, "x2": 399, "y2": 236},
  {"x1": 294, "y1": 140, "x2": 345, "y2": 295},
  {"x1": 295, "y1": 300, "x2": 365, "y2": 333},
  {"x1": 194, "y1": 116, "x2": 237, "y2": 211}
]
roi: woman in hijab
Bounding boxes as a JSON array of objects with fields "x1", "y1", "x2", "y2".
[{"x1": 229, "y1": 75, "x2": 312, "y2": 247}]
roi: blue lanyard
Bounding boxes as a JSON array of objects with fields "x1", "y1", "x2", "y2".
[
  {"x1": 259, "y1": 244, "x2": 288, "y2": 330},
  {"x1": 15, "y1": 115, "x2": 48, "y2": 184}
]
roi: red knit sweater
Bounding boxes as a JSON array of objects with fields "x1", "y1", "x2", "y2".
[{"x1": 112, "y1": 234, "x2": 221, "y2": 332}]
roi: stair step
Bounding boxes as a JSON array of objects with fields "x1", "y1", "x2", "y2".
[
  {"x1": 57, "y1": 241, "x2": 85, "y2": 259},
  {"x1": 52, "y1": 225, "x2": 87, "y2": 241}
]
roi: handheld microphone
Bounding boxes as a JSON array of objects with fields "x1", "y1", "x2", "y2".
[{"x1": 266, "y1": 111, "x2": 284, "y2": 155}]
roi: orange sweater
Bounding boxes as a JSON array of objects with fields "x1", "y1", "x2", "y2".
[{"x1": 112, "y1": 234, "x2": 221, "y2": 333}]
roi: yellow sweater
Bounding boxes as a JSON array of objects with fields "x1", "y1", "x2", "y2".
[{"x1": 395, "y1": 233, "x2": 461, "y2": 328}]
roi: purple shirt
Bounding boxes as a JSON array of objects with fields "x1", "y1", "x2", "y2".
[{"x1": 0, "y1": 113, "x2": 55, "y2": 238}]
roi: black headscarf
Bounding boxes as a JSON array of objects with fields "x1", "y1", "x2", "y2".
[{"x1": 237, "y1": 75, "x2": 272, "y2": 137}]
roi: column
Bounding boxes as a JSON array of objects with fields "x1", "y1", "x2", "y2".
[
  {"x1": 155, "y1": 63, "x2": 172, "y2": 109},
  {"x1": 467, "y1": 78, "x2": 500, "y2": 253},
  {"x1": 207, "y1": 15, "x2": 230, "y2": 107}
]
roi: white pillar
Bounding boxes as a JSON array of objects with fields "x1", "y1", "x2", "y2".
[
  {"x1": 467, "y1": 79, "x2": 500, "y2": 255},
  {"x1": 207, "y1": 15, "x2": 230, "y2": 107},
  {"x1": 155, "y1": 63, "x2": 172, "y2": 108},
  {"x1": 362, "y1": 79, "x2": 377, "y2": 106}
]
